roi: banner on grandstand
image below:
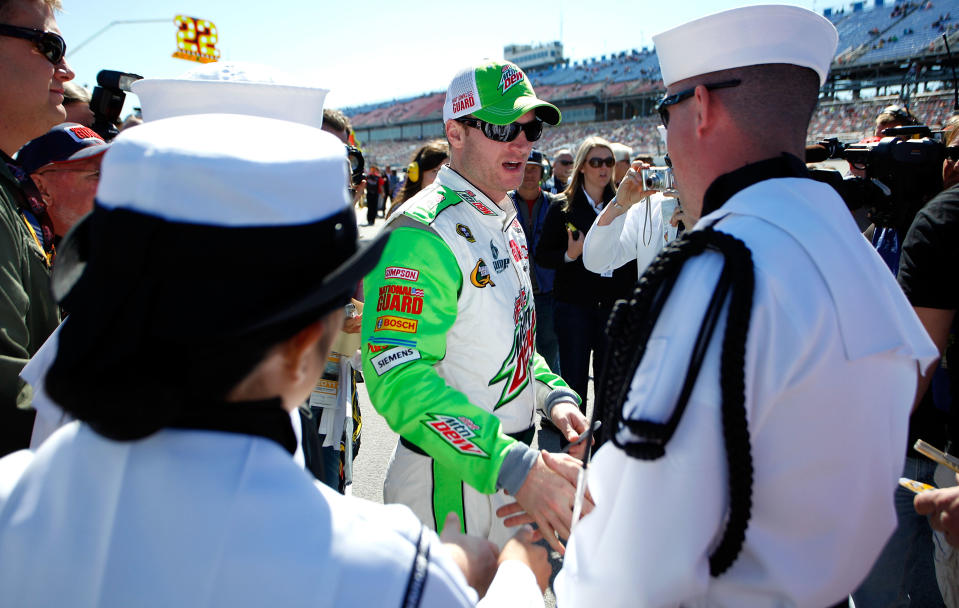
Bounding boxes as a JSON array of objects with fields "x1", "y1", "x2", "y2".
[{"x1": 173, "y1": 15, "x2": 220, "y2": 64}]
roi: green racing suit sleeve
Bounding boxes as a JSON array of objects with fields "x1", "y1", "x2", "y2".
[
  {"x1": 532, "y1": 351, "x2": 581, "y2": 421},
  {"x1": 362, "y1": 225, "x2": 531, "y2": 496}
]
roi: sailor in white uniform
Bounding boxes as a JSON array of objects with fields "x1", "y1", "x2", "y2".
[
  {"x1": 556, "y1": 6, "x2": 939, "y2": 607},
  {"x1": 0, "y1": 113, "x2": 545, "y2": 608}
]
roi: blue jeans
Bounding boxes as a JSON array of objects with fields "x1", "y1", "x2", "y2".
[
  {"x1": 852, "y1": 456, "x2": 945, "y2": 607},
  {"x1": 535, "y1": 292, "x2": 561, "y2": 374},
  {"x1": 554, "y1": 300, "x2": 611, "y2": 412}
]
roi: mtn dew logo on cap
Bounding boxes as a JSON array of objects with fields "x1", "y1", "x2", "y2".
[
  {"x1": 498, "y1": 64, "x2": 524, "y2": 95},
  {"x1": 442, "y1": 60, "x2": 562, "y2": 126}
]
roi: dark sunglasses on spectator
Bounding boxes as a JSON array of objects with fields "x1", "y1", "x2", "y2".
[
  {"x1": 455, "y1": 117, "x2": 544, "y2": 143},
  {"x1": 656, "y1": 79, "x2": 741, "y2": 127},
  {"x1": 558, "y1": 159, "x2": 574, "y2": 166},
  {"x1": 586, "y1": 157, "x2": 615, "y2": 168},
  {"x1": 0, "y1": 24, "x2": 66, "y2": 65}
]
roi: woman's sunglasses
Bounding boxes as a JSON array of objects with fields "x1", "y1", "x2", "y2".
[
  {"x1": 586, "y1": 157, "x2": 615, "y2": 168},
  {"x1": 455, "y1": 117, "x2": 544, "y2": 143},
  {"x1": 0, "y1": 24, "x2": 66, "y2": 65}
]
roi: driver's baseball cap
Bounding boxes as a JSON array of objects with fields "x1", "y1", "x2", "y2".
[{"x1": 443, "y1": 60, "x2": 561, "y2": 126}]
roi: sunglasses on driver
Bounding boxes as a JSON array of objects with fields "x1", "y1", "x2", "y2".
[
  {"x1": 455, "y1": 117, "x2": 544, "y2": 143},
  {"x1": 0, "y1": 24, "x2": 66, "y2": 65}
]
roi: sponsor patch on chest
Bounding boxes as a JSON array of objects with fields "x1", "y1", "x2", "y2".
[
  {"x1": 456, "y1": 223, "x2": 476, "y2": 243},
  {"x1": 489, "y1": 240, "x2": 510, "y2": 273},
  {"x1": 470, "y1": 259, "x2": 495, "y2": 288},
  {"x1": 458, "y1": 190, "x2": 496, "y2": 216}
]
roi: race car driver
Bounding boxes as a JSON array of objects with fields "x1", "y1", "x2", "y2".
[{"x1": 362, "y1": 60, "x2": 591, "y2": 554}]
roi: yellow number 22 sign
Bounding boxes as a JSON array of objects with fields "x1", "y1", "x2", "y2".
[{"x1": 173, "y1": 15, "x2": 220, "y2": 64}]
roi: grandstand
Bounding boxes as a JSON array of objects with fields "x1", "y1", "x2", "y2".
[{"x1": 350, "y1": 0, "x2": 959, "y2": 168}]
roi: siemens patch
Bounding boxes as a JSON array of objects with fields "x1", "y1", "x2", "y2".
[{"x1": 371, "y1": 347, "x2": 421, "y2": 375}]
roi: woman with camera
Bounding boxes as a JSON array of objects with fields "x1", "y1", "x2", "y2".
[{"x1": 536, "y1": 136, "x2": 637, "y2": 413}]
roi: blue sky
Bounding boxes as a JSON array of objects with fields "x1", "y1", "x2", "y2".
[{"x1": 55, "y1": 0, "x2": 823, "y2": 113}]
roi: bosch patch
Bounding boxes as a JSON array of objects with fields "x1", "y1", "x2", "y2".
[{"x1": 375, "y1": 315, "x2": 419, "y2": 333}]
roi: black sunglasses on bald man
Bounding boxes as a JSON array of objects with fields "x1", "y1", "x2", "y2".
[
  {"x1": 656, "y1": 79, "x2": 741, "y2": 127},
  {"x1": 0, "y1": 24, "x2": 66, "y2": 65}
]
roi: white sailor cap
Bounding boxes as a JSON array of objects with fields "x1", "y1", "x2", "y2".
[
  {"x1": 653, "y1": 4, "x2": 839, "y2": 88},
  {"x1": 132, "y1": 62, "x2": 328, "y2": 128},
  {"x1": 53, "y1": 113, "x2": 386, "y2": 332}
]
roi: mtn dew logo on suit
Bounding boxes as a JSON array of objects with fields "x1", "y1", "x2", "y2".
[{"x1": 490, "y1": 288, "x2": 536, "y2": 409}]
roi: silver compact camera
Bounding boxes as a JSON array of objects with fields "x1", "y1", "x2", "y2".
[{"x1": 640, "y1": 167, "x2": 675, "y2": 191}]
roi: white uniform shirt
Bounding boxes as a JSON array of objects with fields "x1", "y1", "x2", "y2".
[
  {"x1": 0, "y1": 423, "x2": 542, "y2": 608},
  {"x1": 556, "y1": 177, "x2": 937, "y2": 607},
  {"x1": 582, "y1": 193, "x2": 667, "y2": 278}
]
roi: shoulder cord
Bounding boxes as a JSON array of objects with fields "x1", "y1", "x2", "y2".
[
  {"x1": 594, "y1": 226, "x2": 755, "y2": 577},
  {"x1": 401, "y1": 525, "x2": 432, "y2": 608}
]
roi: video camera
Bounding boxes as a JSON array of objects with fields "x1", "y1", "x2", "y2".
[
  {"x1": 91, "y1": 70, "x2": 143, "y2": 141},
  {"x1": 807, "y1": 125, "x2": 951, "y2": 229},
  {"x1": 346, "y1": 145, "x2": 365, "y2": 193}
]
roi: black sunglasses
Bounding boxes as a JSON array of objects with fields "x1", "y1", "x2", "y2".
[
  {"x1": 557, "y1": 159, "x2": 574, "y2": 166},
  {"x1": 0, "y1": 24, "x2": 66, "y2": 65},
  {"x1": 586, "y1": 157, "x2": 615, "y2": 168},
  {"x1": 656, "y1": 79, "x2": 741, "y2": 127},
  {"x1": 456, "y1": 117, "x2": 544, "y2": 143}
]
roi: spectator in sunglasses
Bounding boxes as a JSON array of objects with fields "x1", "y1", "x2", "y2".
[
  {"x1": 536, "y1": 136, "x2": 638, "y2": 417},
  {"x1": 361, "y1": 59, "x2": 591, "y2": 556},
  {"x1": 0, "y1": 0, "x2": 74, "y2": 456},
  {"x1": 545, "y1": 148, "x2": 573, "y2": 194}
]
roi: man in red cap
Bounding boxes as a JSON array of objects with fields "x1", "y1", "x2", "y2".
[{"x1": 18, "y1": 122, "x2": 107, "y2": 239}]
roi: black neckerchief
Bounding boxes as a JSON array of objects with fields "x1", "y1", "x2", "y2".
[
  {"x1": 166, "y1": 397, "x2": 297, "y2": 454},
  {"x1": 700, "y1": 153, "x2": 809, "y2": 217}
]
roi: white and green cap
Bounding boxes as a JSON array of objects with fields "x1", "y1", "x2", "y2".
[{"x1": 443, "y1": 60, "x2": 561, "y2": 126}]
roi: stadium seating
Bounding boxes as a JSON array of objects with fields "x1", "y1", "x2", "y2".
[{"x1": 351, "y1": 0, "x2": 959, "y2": 168}]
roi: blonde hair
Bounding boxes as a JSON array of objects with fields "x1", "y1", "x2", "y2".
[{"x1": 563, "y1": 136, "x2": 616, "y2": 204}]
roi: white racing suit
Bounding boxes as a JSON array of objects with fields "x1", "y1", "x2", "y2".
[{"x1": 361, "y1": 166, "x2": 578, "y2": 545}]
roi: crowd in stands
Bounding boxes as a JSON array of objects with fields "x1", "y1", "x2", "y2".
[{"x1": 362, "y1": 93, "x2": 958, "y2": 168}]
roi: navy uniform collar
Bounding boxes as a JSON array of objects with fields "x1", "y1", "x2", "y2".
[{"x1": 701, "y1": 153, "x2": 809, "y2": 217}]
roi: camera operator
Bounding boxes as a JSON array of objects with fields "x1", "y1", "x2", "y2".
[
  {"x1": 865, "y1": 105, "x2": 924, "y2": 275},
  {"x1": 889, "y1": 114, "x2": 959, "y2": 605}
]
